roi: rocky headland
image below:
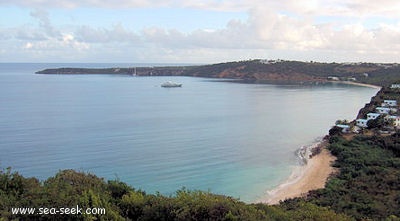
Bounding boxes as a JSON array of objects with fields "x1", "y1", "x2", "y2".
[{"x1": 36, "y1": 59, "x2": 400, "y2": 86}]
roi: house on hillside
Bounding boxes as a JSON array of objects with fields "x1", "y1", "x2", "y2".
[
  {"x1": 395, "y1": 117, "x2": 400, "y2": 128},
  {"x1": 327, "y1": 76, "x2": 339, "y2": 81},
  {"x1": 367, "y1": 113, "x2": 381, "y2": 120},
  {"x1": 336, "y1": 124, "x2": 350, "y2": 133},
  {"x1": 376, "y1": 107, "x2": 391, "y2": 114},
  {"x1": 385, "y1": 115, "x2": 400, "y2": 128},
  {"x1": 356, "y1": 119, "x2": 369, "y2": 128},
  {"x1": 382, "y1": 100, "x2": 398, "y2": 107},
  {"x1": 390, "y1": 84, "x2": 400, "y2": 89}
]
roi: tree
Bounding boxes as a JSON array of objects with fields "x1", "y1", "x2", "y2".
[
  {"x1": 335, "y1": 119, "x2": 349, "y2": 125},
  {"x1": 367, "y1": 116, "x2": 384, "y2": 129},
  {"x1": 329, "y1": 126, "x2": 343, "y2": 136}
]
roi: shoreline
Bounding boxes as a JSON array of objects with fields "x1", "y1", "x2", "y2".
[
  {"x1": 333, "y1": 80, "x2": 382, "y2": 89},
  {"x1": 257, "y1": 141, "x2": 337, "y2": 205},
  {"x1": 255, "y1": 79, "x2": 377, "y2": 204}
]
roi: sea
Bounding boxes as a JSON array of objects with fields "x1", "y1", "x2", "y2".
[{"x1": 0, "y1": 63, "x2": 379, "y2": 202}]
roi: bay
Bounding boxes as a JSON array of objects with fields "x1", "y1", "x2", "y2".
[{"x1": 0, "y1": 63, "x2": 378, "y2": 202}]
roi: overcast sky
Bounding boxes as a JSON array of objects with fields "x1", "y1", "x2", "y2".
[{"x1": 1, "y1": 0, "x2": 400, "y2": 63}]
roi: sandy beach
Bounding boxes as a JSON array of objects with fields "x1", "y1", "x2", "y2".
[
  {"x1": 255, "y1": 81, "x2": 377, "y2": 205},
  {"x1": 333, "y1": 80, "x2": 382, "y2": 89},
  {"x1": 258, "y1": 144, "x2": 337, "y2": 205}
]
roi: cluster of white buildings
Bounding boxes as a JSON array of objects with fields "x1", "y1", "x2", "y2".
[
  {"x1": 391, "y1": 84, "x2": 400, "y2": 89},
  {"x1": 259, "y1": 59, "x2": 284, "y2": 64},
  {"x1": 355, "y1": 99, "x2": 400, "y2": 129},
  {"x1": 335, "y1": 84, "x2": 400, "y2": 134}
]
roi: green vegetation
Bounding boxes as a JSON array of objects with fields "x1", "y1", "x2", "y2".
[
  {"x1": 366, "y1": 115, "x2": 385, "y2": 129},
  {"x1": 297, "y1": 134, "x2": 400, "y2": 220},
  {"x1": 0, "y1": 168, "x2": 352, "y2": 220}
]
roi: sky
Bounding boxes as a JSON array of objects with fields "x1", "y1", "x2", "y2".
[{"x1": 1, "y1": 0, "x2": 400, "y2": 63}]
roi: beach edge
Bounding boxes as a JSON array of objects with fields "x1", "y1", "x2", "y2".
[{"x1": 257, "y1": 141, "x2": 337, "y2": 205}]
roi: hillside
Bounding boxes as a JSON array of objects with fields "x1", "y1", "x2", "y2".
[{"x1": 36, "y1": 59, "x2": 400, "y2": 86}]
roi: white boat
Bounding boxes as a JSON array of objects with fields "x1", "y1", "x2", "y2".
[{"x1": 161, "y1": 81, "x2": 182, "y2": 87}]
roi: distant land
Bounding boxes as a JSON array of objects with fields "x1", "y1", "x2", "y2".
[{"x1": 36, "y1": 59, "x2": 400, "y2": 86}]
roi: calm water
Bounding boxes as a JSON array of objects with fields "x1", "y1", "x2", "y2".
[{"x1": 0, "y1": 63, "x2": 378, "y2": 202}]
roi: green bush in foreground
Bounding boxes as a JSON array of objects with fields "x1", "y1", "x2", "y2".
[{"x1": 0, "y1": 168, "x2": 351, "y2": 221}]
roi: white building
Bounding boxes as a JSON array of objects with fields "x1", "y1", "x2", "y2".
[
  {"x1": 395, "y1": 117, "x2": 400, "y2": 127},
  {"x1": 336, "y1": 124, "x2": 350, "y2": 133},
  {"x1": 390, "y1": 84, "x2": 400, "y2": 89},
  {"x1": 382, "y1": 100, "x2": 397, "y2": 107},
  {"x1": 367, "y1": 113, "x2": 381, "y2": 120},
  {"x1": 386, "y1": 115, "x2": 400, "y2": 127},
  {"x1": 356, "y1": 119, "x2": 369, "y2": 128},
  {"x1": 328, "y1": 76, "x2": 339, "y2": 81},
  {"x1": 376, "y1": 107, "x2": 391, "y2": 114}
]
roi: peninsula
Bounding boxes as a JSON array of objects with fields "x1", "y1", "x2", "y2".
[{"x1": 36, "y1": 59, "x2": 400, "y2": 86}]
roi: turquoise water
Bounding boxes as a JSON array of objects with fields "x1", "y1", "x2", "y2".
[{"x1": 0, "y1": 64, "x2": 378, "y2": 202}]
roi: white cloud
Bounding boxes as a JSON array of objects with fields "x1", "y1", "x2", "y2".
[
  {"x1": 30, "y1": 9, "x2": 59, "y2": 37},
  {"x1": 3, "y1": 0, "x2": 400, "y2": 18},
  {"x1": 19, "y1": 34, "x2": 89, "y2": 51},
  {"x1": 75, "y1": 24, "x2": 140, "y2": 43},
  {"x1": 23, "y1": 42, "x2": 33, "y2": 49},
  {"x1": 61, "y1": 33, "x2": 90, "y2": 50},
  {"x1": 344, "y1": 0, "x2": 400, "y2": 17},
  {"x1": 15, "y1": 27, "x2": 48, "y2": 41},
  {"x1": 2, "y1": 0, "x2": 400, "y2": 62},
  {"x1": 0, "y1": 0, "x2": 247, "y2": 11}
]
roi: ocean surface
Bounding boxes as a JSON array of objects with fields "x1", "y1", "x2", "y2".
[{"x1": 0, "y1": 63, "x2": 379, "y2": 202}]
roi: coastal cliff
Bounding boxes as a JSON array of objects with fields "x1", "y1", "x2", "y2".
[{"x1": 36, "y1": 59, "x2": 400, "y2": 86}]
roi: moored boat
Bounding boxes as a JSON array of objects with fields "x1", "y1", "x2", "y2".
[{"x1": 161, "y1": 81, "x2": 182, "y2": 87}]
